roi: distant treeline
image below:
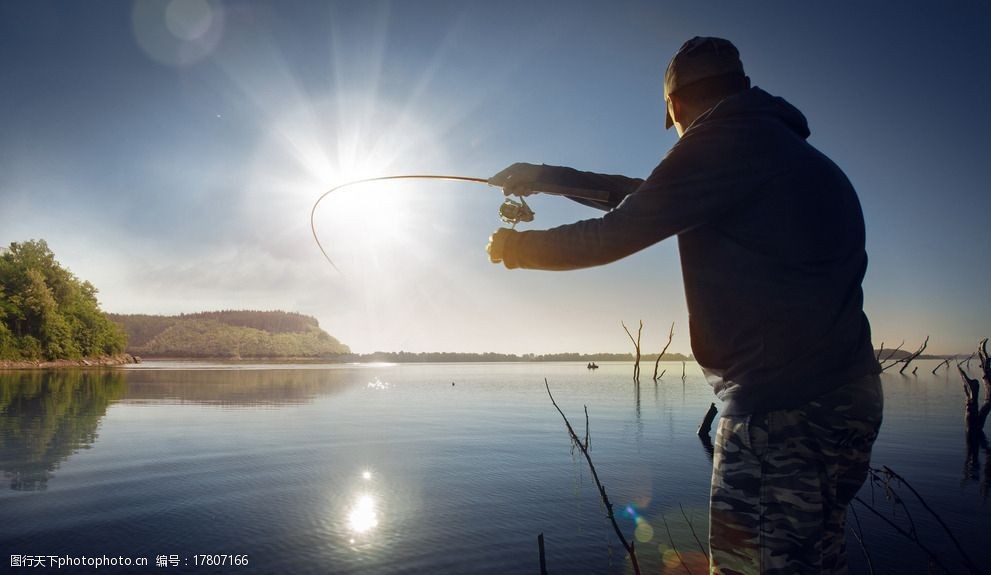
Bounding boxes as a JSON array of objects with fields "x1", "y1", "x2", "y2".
[
  {"x1": 0, "y1": 240, "x2": 126, "y2": 361},
  {"x1": 340, "y1": 351, "x2": 693, "y2": 363},
  {"x1": 109, "y1": 310, "x2": 350, "y2": 358}
]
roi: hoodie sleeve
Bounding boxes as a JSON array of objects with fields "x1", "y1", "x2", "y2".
[
  {"x1": 516, "y1": 164, "x2": 644, "y2": 210},
  {"x1": 502, "y1": 123, "x2": 774, "y2": 271}
]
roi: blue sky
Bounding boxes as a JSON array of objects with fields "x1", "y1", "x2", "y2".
[{"x1": 1, "y1": 1, "x2": 989, "y2": 355}]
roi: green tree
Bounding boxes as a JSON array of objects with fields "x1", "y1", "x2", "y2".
[{"x1": 0, "y1": 240, "x2": 126, "y2": 360}]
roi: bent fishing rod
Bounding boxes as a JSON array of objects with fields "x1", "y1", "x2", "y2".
[{"x1": 310, "y1": 174, "x2": 610, "y2": 274}]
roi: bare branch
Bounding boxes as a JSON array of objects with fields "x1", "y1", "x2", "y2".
[
  {"x1": 957, "y1": 353, "x2": 976, "y2": 369},
  {"x1": 697, "y1": 403, "x2": 718, "y2": 438},
  {"x1": 879, "y1": 340, "x2": 906, "y2": 371},
  {"x1": 653, "y1": 322, "x2": 675, "y2": 381},
  {"x1": 622, "y1": 320, "x2": 643, "y2": 382},
  {"x1": 849, "y1": 503, "x2": 875, "y2": 575},
  {"x1": 852, "y1": 497, "x2": 956, "y2": 575},
  {"x1": 878, "y1": 465, "x2": 982, "y2": 574},
  {"x1": 960, "y1": 340, "x2": 991, "y2": 436},
  {"x1": 544, "y1": 380, "x2": 641, "y2": 575},
  {"x1": 932, "y1": 358, "x2": 951, "y2": 375},
  {"x1": 898, "y1": 335, "x2": 929, "y2": 374},
  {"x1": 979, "y1": 339, "x2": 991, "y2": 423},
  {"x1": 537, "y1": 533, "x2": 547, "y2": 575},
  {"x1": 660, "y1": 513, "x2": 691, "y2": 575},
  {"x1": 679, "y1": 503, "x2": 708, "y2": 560},
  {"x1": 584, "y1": 405, "x2": 590, "y2": 451}
]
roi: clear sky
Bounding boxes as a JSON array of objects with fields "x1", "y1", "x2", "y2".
[{"x1": 2, "y1": 1, "x2": 989, "y2": 355}]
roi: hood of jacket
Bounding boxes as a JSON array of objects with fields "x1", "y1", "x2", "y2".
[{"x1": 688, "y1": 86, "x2": 811, "y2": 140}]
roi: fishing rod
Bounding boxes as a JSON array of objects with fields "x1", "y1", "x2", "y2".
[{"x1": 309, "y1": 174, "x2": 611, "y2": 273}]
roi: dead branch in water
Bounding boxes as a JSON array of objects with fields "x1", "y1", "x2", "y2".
[
  {"x1": 879, "y1": 337, "x2": 929, "y2": 373},
  {"x1": 697, "y1": 403, "x2": 718, "y2": 438},
  {"x1": 878, "y1": 340, "x2": 906, "y2": 370},
  {"x1": 537, "y1": 533, "x2": 547, "y2": 575},
  {"x1": 898, "y1": 336, "x2": 929, "y2": 374},
  {"x1": 849, "y1": 503, "x2": 875, "y2": 575},
  {"x1": 660, "y1": 513, "x2": 692, "y2": 575},
  {"x1": 679, "y1": 502, "x2": 708, "y2": 561},
  {"x1": 862, "y1": 465, "x2": 983, "y2": 574},
  {"x1": 932, "y1": 358, "x2": 951, "y2": 375},
  {"x1": 544, "y1": 379, "x2": 641, "y2": 575},
  {"x1": 622, "y1": 320, "x2": 644, "y2": 382},
  {"x1": 653, "y1": 322, "x2": 675, "y2": 381},
  {"x1": 852, "y1": 497, "x2": 958, "y2": 575},
  {"x1": 960, "y1": 339, "x2": 991, "y2": 438},
  {"x1": 979, "y1": 338, "x2": 991, "y2": 390}
]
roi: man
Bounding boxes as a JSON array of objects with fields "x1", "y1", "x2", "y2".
[{"x1": 486, "y1": 37, "x2": 882, "y2": 574}]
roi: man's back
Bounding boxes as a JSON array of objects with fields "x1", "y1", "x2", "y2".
[{"x1": 671, "y1": 87, "x2": 880, "y2": 414}]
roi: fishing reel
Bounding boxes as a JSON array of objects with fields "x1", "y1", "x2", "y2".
[{"x1": 499, "y1": 196, "x2": 535, "y2": 228}]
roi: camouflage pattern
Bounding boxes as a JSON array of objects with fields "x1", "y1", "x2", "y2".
[{"x1": 709, "y1": 374, "x2": 883, "y2": 575}]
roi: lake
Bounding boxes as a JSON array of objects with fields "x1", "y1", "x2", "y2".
[{"x1": 1, "y1": 361, "x2": 988, "y2": 574}]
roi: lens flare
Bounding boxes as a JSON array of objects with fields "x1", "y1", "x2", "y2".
[{"x1": 131, "y1": 0, "x2": 224, "y2": 66}]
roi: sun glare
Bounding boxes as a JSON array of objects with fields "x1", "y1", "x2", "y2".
[
  {"x1": 347, "y1": 494, "x2": 379, "y2": 534},
  {"x1": 246, "y1": 91, "x2": 449, "y2": 274}
]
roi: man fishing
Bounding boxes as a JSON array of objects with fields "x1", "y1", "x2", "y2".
[{"x1": 487, "y1": 37, "x2": 883, "y2": 574}]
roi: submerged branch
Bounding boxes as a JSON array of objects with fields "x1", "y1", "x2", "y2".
[
  {"x1": 863, "y1": 465, "x2": 984, "y2": 575},
  {"x1": 653, "y1": 322, "x2": 675, "y2": 381},
  {"x1": 852, "y1": 497, "x2": 957, "y2": 575},
  {"x1": 849, "y1": 503, "x2": 875, "y2": 575},
  {"x1": 898, "y1": 336, "x2": 929, "y2": 374},
  {"x1": 878, "y1": 465, "x2": 982, "y2": 574},
  {"x1": 660, "y1": 513, "x2": 691, "y2": 575},
  {"x1": 697, "y1": 403, "x2": 718, "y2": 439},
  {"x1": 544, "y1": 379, "x2": 641, "y2": 575},
  {"x1": 679, "y1": 502, "x2": 708, "y2": 561},
  {"x1": 622, "y1": 320, "x2": 644, "y2": 382},
  {"x1": 879, "y1": 340, "x2": 906, "y2": 371},
  {"x1": 932, "y1": 358, "x2": 951, "y2": 375}
]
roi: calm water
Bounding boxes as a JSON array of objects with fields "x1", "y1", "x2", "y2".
[{"x1": 0, "y1": 361, "x2": 988, "y2": 574}]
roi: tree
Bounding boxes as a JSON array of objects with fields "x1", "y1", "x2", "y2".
[{"x1": 0, "y1": 240, "x2": 126, "y2": 360}]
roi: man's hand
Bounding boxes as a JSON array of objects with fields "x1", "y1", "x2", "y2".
[
  {"x1": 486, "y1": 228, "x2": 515, "y2": 264},
  {"x1": 489, "y1": 162, "x2": 544, "y2": 197}
]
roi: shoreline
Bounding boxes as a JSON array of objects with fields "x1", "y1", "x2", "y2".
[{"x1": 0, "y1": 354, "x2": 140, "y2": 370}]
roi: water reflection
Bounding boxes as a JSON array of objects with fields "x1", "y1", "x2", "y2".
[
  {"x1": 347, "y1": 494, "x2": 380, "y2": 535},
  {"x1": 0, "y1": 371, "x2": 125, "y2": 491},
  {"x1": 124, "y1": 368, "x2": 352, "y2": 407},
  {"x1": 963, "y1": 429, "x2": 990, "y2": 499},
  {"x1": 0, "y1": 367, "x2": 360, "y2": 492},
  {"x1": 345, "y1": 469, "x2": 383, "y2": 545}
]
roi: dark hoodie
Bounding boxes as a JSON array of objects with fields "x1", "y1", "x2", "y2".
[{"x1": 501, "y1": 87, "x2": 880, "y2": 414}]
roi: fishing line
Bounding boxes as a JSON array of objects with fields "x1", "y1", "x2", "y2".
[{"x1": 309, "y1": 174, "x2": 491, "y2": 274}]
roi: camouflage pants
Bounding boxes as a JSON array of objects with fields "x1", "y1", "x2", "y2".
[{"x1": 709, "y1": 375, "x2": 883, "y2": 575}]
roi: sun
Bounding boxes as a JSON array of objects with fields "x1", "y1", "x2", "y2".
[{"x1": 247, "y1": 91, "x2": 449, "y2": 273}]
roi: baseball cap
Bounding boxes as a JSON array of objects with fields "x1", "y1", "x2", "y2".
[{"x1": 664, "y1": 37, "x2": 745, "y2": 129}]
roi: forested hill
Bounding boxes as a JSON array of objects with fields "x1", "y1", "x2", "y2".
[{"x1": 108, "y1": 310, "x2": 350, "y2": 358}]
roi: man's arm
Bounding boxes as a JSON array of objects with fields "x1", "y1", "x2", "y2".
[
  {"x1": 489, "y1": 163, "x2": 643, "y2": 211},
  {"x1": 494, "y1": 125, "x2": 780, "y2": 270}
]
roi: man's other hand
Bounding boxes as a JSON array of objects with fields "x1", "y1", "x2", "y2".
[
  {"x1": 486, "y1": 228, "x2": 515, "y2": 264},
  {"x1": 489, "y1": 162, "x2": 544, "y2": 197}
]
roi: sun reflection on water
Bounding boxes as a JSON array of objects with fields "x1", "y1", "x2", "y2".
[{"x1": 347, "y1": 494, "x2": 379, "y2": 535}]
